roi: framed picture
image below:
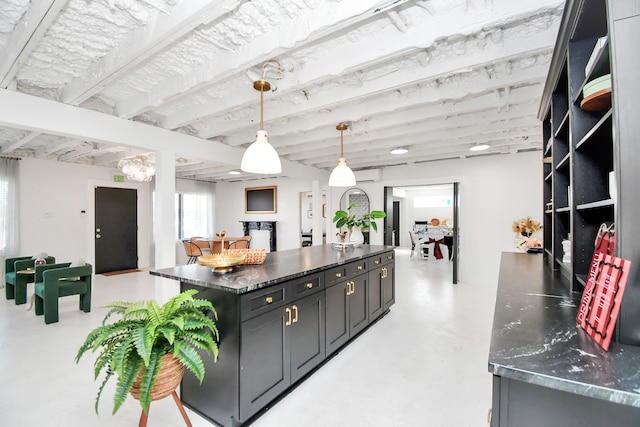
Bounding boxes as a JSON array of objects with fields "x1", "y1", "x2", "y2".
[{"x1": 245, "y1": 186, "x2": 277, "y2": 214}]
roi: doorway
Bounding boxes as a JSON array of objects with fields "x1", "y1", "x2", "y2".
[
  {"x1": 94, "y1": 187, "x2": 138, "y2": 274},
  {"x1": 384, "y1": 184, "x2": 459, "y2": 284}
]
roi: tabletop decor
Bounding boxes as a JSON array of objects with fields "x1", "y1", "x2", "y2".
[
  {"x1": 198, "y1": 230, "x2": 246, "y2": 272},
  {"x1": 512, "y1": 216, "x2": 542, "y2": 251},
  {"x1": 75, "y1": 289, "x2": 219, "y2": 421},
  {"x1": 333, "y1": 203, "x2": 386, "y2": 245}
]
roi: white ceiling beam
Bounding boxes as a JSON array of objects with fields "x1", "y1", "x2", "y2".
[
  {"x1": 0, "y1": 89, "x2": 328, "y2": 181},
  {"x1": 292, "y1": 118, "x2": 540, "y2": 165},
  {"x1": 232, "y1": 85, "x2": 542, "y2": 149},
  {"x1": 35, "y1": 138, "x2": 82, "y2": 158},
  {"x1": 0, "y1": 0, "x2": 67, "y2": 88},
  {"x1": 202, "y1": 55, "x2": 551, "y2": 140},
  {"x1": 1, "y1": 131, "x2": 41, "y2": 154},
  {"x1": 61, "y1": 0, "x2": 242, "y2": 105},
  {"x1": 92, "y1": 149, "x2": 151, "y2": 166},
  {"x1": 167, "y1": 1, "x2": 561, "y2": 132},
  {"x1": 279, "y1": 107, "x2": 539, "y2": 158},
  {"x1": 116, "y1": 0, "x2": 414, "y2": 119},
  {"x1": 58, "y1": 144, "x2": 96, "y2": 161}
]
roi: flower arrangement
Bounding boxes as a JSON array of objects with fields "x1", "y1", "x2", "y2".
[{"x1": 512, "y1": 216, "x2": 542, "y2": 237}]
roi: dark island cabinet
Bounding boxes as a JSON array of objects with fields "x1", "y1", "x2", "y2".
[
  {"x1": 239, "y1": 289, "x2": 324, "y2": 420},
  {"x1": 154, "y1": 245, "x2": 395, "y2": 427},
  {"x1": 325, "y1": 259, "x2": 369, "y2": 357},
  {"x1": 369, "y1": 251, "x2": 395, "y2": 319}
]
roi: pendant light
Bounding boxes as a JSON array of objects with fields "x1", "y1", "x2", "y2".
[
  {"x1": 240, "y1": 80, "x2": 282, "y2": 174},
  {"x1": 329, "y1": 123, "x2": 356, "y2": 187}
]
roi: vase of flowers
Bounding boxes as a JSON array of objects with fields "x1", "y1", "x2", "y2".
[{"x1": 512, "y1": 216, "x2": 542, "y2": 251}]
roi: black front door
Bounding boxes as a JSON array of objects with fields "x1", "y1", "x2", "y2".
[
  {"x1": 95, "y1": 187, "x2": 138, "y2": 274},
  {"x1": 383, "y1": 186, "x2": 394, "y2": 245}
]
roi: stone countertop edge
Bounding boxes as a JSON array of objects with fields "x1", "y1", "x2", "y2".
[
  {"x1": 488, "y1": 252, "x2": 640, "y2": 408},
  {"x1": 150, "y1": 244, "x2": 394, "y2": 295}
]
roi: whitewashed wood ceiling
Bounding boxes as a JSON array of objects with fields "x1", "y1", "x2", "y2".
[{"x1": 0, "y1": 0, "x2": 564, "y2": 182}]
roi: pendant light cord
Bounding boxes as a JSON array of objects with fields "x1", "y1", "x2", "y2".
[
  {"x1": 340, "y1": 129, "x2": 344, "y2": 157},
  {"x1": 260, "y1": 89, "x2": 264, "y2": 130}
]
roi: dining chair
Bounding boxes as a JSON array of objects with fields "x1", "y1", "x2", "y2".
[
  {"x1": 228, "y1": 236, "x2": 251, "y2": 250},
  {"x1": 182, "y1": 241, "x2": 203, "y2": 264},
  {"x1": 190, "y1": 237, "x2": 212, "y2": 254}
]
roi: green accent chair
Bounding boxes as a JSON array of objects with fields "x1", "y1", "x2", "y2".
[
  {"x1": 33, "y1": 262, "x2": 92, "y2": 324},
  {"x1": 5, "y1": 256, "x2": 56, "y2": 305}
]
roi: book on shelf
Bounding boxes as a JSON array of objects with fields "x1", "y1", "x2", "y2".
[{"x1": 585, "y1": 35, "x2": 608, "y2": 77}]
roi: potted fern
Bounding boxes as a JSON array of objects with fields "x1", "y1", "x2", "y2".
[
  {"x1": 333, "y1": 203, "x2": 386, "y2": 245},
  {"x1": 75, "y1": 289, "x2": 219, "y2": 416}
]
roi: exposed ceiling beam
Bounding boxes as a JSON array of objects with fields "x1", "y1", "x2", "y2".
[
  {"x1": 0, "y1": 0, "x2": 67, "y2": 88},
  {"x1": 115, "y1": 0, "x2": 414, "y2": 119},
  {"x1": 62, "y1": 0, "x2": 243, "y2": 105},
  {"x1": 1, "y1": 131, "x2": 40, "y2": 154},
  {"x1": 161, "y1": 1, "x2": 561, "y2": 132},
  {"x1": 0, "y1": 89, "x2": 328, "y2": 181}
]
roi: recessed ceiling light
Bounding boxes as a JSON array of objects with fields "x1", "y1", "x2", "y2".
[
  {"x1": 228, "y1": 170, "x2": 241, "y2": 175},
  {"x1": 390, "y1": 148, "x2": 409, "y2": 155},
  {"x1": 469, "y1": 144, "x2": 490, "y2": 152}
]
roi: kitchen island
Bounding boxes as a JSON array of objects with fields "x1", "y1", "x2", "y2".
[
  {"x1": 151, "y1": 244, "x2": 395, "y2": 427},
  {"x1": 489, "y1": 252, "x2": 640, "y2": 426}
]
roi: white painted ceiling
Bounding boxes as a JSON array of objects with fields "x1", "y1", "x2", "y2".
[{"x1": 0, "y1": 0, "x2": 564, "y2": 182}]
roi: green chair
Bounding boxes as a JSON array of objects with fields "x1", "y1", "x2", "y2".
[
  {"x1": 33, "y1": 262, "x2": 92, "y2": 324},
  {"x1": 5, "y1": 256, "x2": 56, "y2": 305}
]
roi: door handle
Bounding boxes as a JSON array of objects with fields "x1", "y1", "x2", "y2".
[
  {"x1": 285, "y1": 307, "x2": 292, "y2": 326},
  {"x1": 346, "y1": 281, "x2": 351, "y2": 296},
  {"x1": 292, "y1": 305, "x2": 298, "y2": 323},
  {"x1": 96, "y1": 234, "x2": 101, "y2": 239}
]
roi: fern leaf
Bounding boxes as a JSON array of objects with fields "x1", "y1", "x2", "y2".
[
  {"x1": 137, "y1": 349, "x2": 162, "y2": 414},
  {"x1": 113, "y1": 355, "x2": 143, "y2": 415},
  {"x1": 174, "y1": 342, "x2": 206, "y2": 382}
]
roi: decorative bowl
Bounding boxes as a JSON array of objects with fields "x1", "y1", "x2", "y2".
[{"x1": 198, "y1": 253, "x2": 246, "y2": 273}]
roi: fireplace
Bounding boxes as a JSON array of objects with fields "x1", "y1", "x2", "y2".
[{"x1": 240, "y1": 221, "x2": 277, "y2": 252}]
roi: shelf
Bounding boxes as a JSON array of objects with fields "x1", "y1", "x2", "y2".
[
  {"x1": 573, "y1": 37, "x2": 610, "y2": 105},
  {"x1": 545, "y1": 171, "x2": 552, "y2": 182},
  {"x1": 576, "y1": 198, "x2": 614, "y2": 211},
  {"x1": 556, "y1": 153, "x2": 570, "y2": 170},
  {"x1": 576, "y1": 274, "x2": 587, "y2": 288},
  {"x1": 575, "y1": 109, "x2": 613, "y2": 150},
  {"x1": 544, "y1": 248, "x2": 552, "y2": 257},
  {"x1": 556, "y1": 206, "x2": 571, "y2": 213},
  {"x1": 554, "y1": 111, "x2": 570, "y2": 138}
]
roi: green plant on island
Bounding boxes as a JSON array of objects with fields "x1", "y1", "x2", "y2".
[
  {"x1": 332, "y1": 203, "x2": 387, "y2": 231},
  {"x1": 75, "y1": 289, "x2": 219, "y2": 415}
]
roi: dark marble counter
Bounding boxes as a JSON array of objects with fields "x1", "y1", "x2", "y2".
[
  {"x1": 489, "y1": 252, "x2": 640, "y2": 408},
  {"x1": 150, "y1": 244, "x2": 393, "y2": 294}
]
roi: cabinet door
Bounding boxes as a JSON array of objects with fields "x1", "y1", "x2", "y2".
[
  {"x1": 382, "y1": 264, "x2": 395, "y2": 311},
  {"x1": 349, "y1": 274, "x2": 368, "y2": 336},
  {"x1": 239, "y1": 307, "x2": 289, "y2": 421},
  {"x1": 325, "y1": 281, "x2": 349, "y2": 356},
  {"x1": 368, "y1": 267, "x2": 384, "y2": 320},
  {"x1": 290, "y1": 292, "x2": 325, "y2": 383}
]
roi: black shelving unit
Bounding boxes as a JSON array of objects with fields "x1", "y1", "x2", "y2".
[{"x1": 538, "y1": 0, "x2": 640, "y2": 346}]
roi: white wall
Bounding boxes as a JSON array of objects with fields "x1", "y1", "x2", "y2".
[
  {"x1": 18, "y1": 158, "x2": 154, "y2": 268},
  {"x1": 16, "y1": 150, "x2": 541, "y2": 288},
  {"x1": 215, "y1": 178, "x2": 321, "y2": 251},
  {"x1": 382, "y1": 151, "x2": 542, "y2": 286}
]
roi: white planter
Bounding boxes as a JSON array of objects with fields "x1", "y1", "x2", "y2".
[{"x1": 349, "y1": 226, "x2": 365, "y2": 246}]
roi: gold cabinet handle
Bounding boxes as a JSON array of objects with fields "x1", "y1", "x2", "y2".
[
  {"x1": 346, "y1": 281, "x2": 351, "y2": 295},
  {"x1": 357, "y1": 265, "x2": 363, "y2": 270},
  {"x1": 387, "y1": 255, "x2": 393, "y2": 260},
  {"x1": 265, "y1": 296, "x2": 273, "y2": 304},
  {"x1": 374, "y1": 260, "x2": 380, "y2": 264},
  {"x1": 285, "y1": 307, "x2": 292, "y2": 326},
  {"x1": 306, "y1": 282, "x2": 314, "y2": 289},
  {"x1": 336, "y1": 272, "x2": 342, "y2": 278},
  {"x1": 292, "y1": 305, "x2": 299, "y2": 323}
]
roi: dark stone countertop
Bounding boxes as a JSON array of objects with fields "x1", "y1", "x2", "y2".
[
  {"x1": 489, "y1": 252, "x2": 640, "y2": 408},
  {"x1": 150, "y1": 244, "x2": 394, "y2": 294}
]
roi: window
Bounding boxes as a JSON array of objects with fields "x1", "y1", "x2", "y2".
[{"x1": 176, "y1": 193, "x2": 211, "y2": 239}]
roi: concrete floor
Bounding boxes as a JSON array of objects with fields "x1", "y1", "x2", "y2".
[{"x1": 0, "y1": 248, "x2": 496, "y2": 426}]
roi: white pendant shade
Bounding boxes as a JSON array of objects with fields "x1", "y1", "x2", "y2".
[
  {"x1": 241, "y1": 130, "x2": 282, "y2": 174},
  {"x1": 329, "y1": 157, "x2": 356, "y2": 187}
]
